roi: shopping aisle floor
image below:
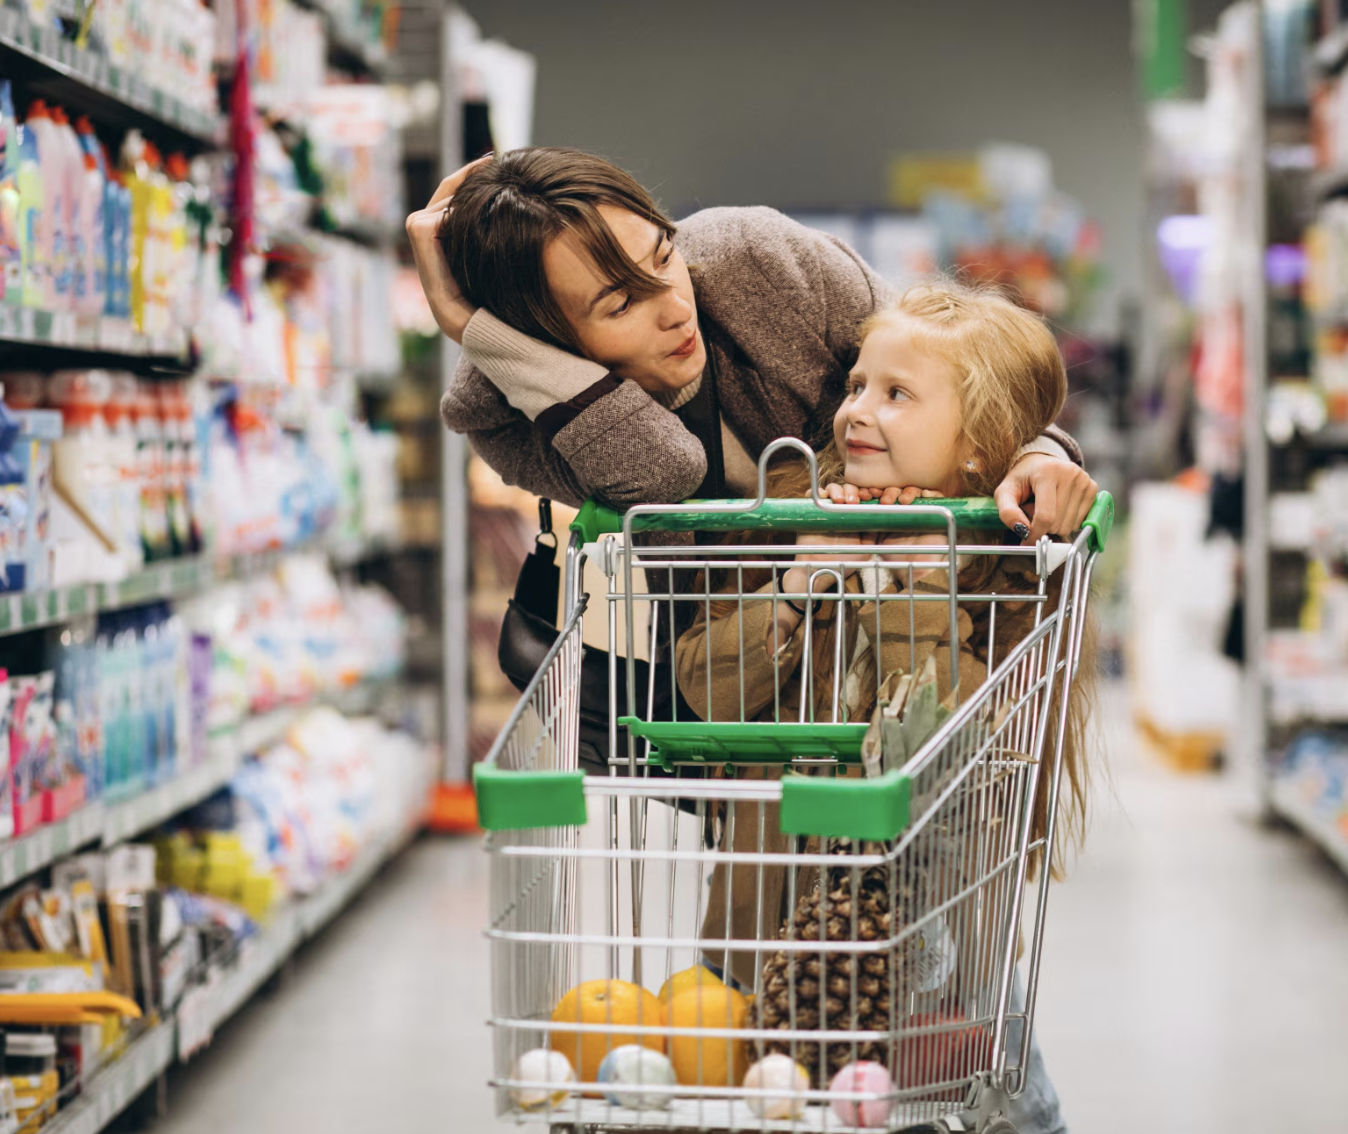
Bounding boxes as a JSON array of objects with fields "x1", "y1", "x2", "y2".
[{"x1": 144, "y1": 682, "x2": 1348, "y2": 1134}]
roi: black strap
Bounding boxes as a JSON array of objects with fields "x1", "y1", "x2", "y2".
[{"x1": 512, "y1": 497, "x2": 560, "y2": 627}]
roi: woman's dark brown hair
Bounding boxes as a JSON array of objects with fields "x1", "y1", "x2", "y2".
[{"x1": 437, "y1": 147, "x2": 677, "y2": 354}]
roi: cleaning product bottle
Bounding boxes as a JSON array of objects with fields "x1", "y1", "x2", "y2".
[
  {"x1": 13, "y1": 112, "x2": 45, "y2": 309},
  {"x1": 0, "y1": 82, "x2": 20, "y2": 305},
  {"x1": 50, "y1": 372, "x2": 117, "y2": 554},
  {"x1": 50, "y1": 106, "x2": 82, "y2": 312},
  {"x1": 159, "y1": 385, "x2": 188, "y2": 557},
  {"x1": 104, "y1": 159, "x2": 131, "y2": 319},
  {"x1": 164, "y1": 153, "x2": 194, "y2": 328},
  {"x1": 0, "y1": 389, "x2": 29, "y2": 594},
  {"x1": 142, "y1": 144, "x2": 172, "y2": 338},
  {"x1": 74, "y1": 118, "x2": 107, "y2": 318},
  {"x1": 103, "y1": 374, "x2": 143, "y2": 573},
  {"x1": 0, "y1": 672, "x2": 13, "y2": 841},
  {"x1": 120, "y1": 130, "x2": 150, "y2": 331},
  {"x1": 24, "y1": 102, "x2": 67, "y2": 311},
  {"x1": 133, "y1": 380, "x2": 169, "y2": 562}
]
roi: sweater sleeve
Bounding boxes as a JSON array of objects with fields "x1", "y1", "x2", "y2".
[
  {"x1": 441, "y1": 350, "x2": 707, "y2": 508},
  {"x1": 675, "y1": 583, "x2": 811, "y2": 723}
]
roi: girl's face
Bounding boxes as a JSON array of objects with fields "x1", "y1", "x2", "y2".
[
  {"x1": 542, "y1": 205, "x2": 706, "y2": 395},
  {"x1": 834, "y1": 318, "x2": 968, "y2": 493}
]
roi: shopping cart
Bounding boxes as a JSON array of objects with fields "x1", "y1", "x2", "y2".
[{"x1": 475, "y1": 439, "x2": 1111, "y2": 1134}]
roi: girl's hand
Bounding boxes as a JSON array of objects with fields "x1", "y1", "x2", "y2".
[
  {"x1": 405, "y1": 155, "x2": 493, "y2": 344},
  {"x1": 993, "y1": 453, "x2": 1098, "y2": 543},
  {"x1": 770, "y1": 534, "x2": 864, "y2": 649},
  {"x1": 873, "y1": 530, "x2": 950, "y2": 581},
  {"x1": 781, "y1": 532, "x2": 866, "y2": 596},
  {"x1": 823, "y1": 483, "x2": 941, "y2": 505}
]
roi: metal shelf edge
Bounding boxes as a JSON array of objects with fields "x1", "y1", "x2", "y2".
[
  {"x1": 0, "y1": 9, "x2": 224, "y2": 145},
  {"x1": 41, "y1": 1023, "x2": 175, "y2": 1134},
  {"x1": 1270, "y1": 778, "x2": 1348, "y2": 876}
]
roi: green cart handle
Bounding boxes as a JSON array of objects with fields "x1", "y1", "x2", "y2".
[{"x1": 573, "y1": 491, "x2": 1114, "y2": 554}]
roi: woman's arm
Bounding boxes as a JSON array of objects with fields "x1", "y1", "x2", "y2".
[{"x1": 441, "y1": 346, "x2": 707, "y2": 508}]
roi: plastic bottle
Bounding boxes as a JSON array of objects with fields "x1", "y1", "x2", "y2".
[
  {"x1": 13, "y1": 113, "x2": 45, "y2": 309},
  {"x1": 0, "y1": 82, "x2": 20, "y2": 305},
  {"x1": 0, "y1": 388, "x2": 29, "y2": 594},
  {"x1": 0, "y1": 670, "x2": 13, "y2": 840},
  {"x1": 164, "y1": 153, "x2": 195, "y2": 328},
  {"x1": 50, "y1": 107, "x2": 83, "y2": 311},
  {"x1": 49, "y1": 372, "x2": 118, "y2": 554},
  {"x1": 133, "y1": 380, "x2": 170, "y2": 562},
  {"x1": 142, "y1": 143, "x2": 173, "y2": 338},
  {"x1": 103, "y1": 375, "x2": 143, "y2": 573},
  {"x1": 159, "y1": 385, "x2": 189, "y2": 557},
  {"x1": 74, "y1": 118, "x2": 107, "y2": 318},
  {"x1": 104, "y1": 159, "x2": 131, "y2": 319},
  {"x1": 24, "y1": 102, "x2": 68, "y2": 311},
  {"x1": 121, "y1": 131, "x2": 151, "y2": 330}
]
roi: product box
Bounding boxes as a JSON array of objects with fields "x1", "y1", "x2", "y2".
[
  {"x1": 10, "y1": 673, "x2": 55, "y2": 836},
  {"x1": 15, "y1": 410, "x2": 63, "y2": 593}
]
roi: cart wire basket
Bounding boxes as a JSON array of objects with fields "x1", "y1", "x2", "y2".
[{"x1": 475, "y1": 439, "x2": 1112, "y2": 1134}]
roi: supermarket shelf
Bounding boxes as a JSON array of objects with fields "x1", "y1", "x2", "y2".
[
  {"x1": 1270, "y1": 777, "x2": 1348, "y2": 876},
  {"x1": 1312, "y1": 164, "x2": 1348, "y2": 201},
  {"x1": 0, "y1": 802, "x2": 105, "y2": 888},
  {"x1": 179, "y1": 809, "x2": 423, "y2": 1058},
  {"x1": 290, "y1": 0, "x2": 387, "y2": 77},
  {"x1": 0, "y1": 673, "x2": 398, "y2": 891},
  {"x1": 43, "y1": 1023, "x2": 176, "y2": 1134},
  {"x1": 0, "y1": 9, "x2": 223, "y2": 151},
  {"x1": 0, "y1": 530, "x2": 401, "y2": 640},
  {"x1": 45, "y1": 805, "x2": 423, "y2": 1131},
  {"x1": 102, "y1": 742, "x2": 242, "y2": 846},
  {"x1": 1315, "y1": 24, "x2": 1348, "y2": 75},
  {"x1": 0, "y1": 306, "x2": 190, "y2": 369}
]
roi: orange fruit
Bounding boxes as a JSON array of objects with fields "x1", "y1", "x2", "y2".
[
  {"x1": 657, "y1": 965, "x2": 723, "y2": 1006},
  {"x1": 551, "y1": 979, "x2": 664, "y2": 1086},
  {"x1": 665, "y1": 984, "x2": 750, "y2": 1088}
]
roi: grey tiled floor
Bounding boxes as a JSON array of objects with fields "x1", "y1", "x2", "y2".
[{"x1": 144, "y1": 684, "x2": 1348, "y2": 1133}]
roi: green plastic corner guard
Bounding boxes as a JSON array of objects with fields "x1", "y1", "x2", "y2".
[
  {"x1": 572, "y1": 490, "x2": 1115, "y2": 550},
  {"x1": 1082, "y1": 490, "x2": 1114, "y2": 554},
  {"x1": 472, "y1": 763, "x2": 587, "y2": 831},
  {"x1": 780, "y1": 769, "x2": 912, "y2": 841}
]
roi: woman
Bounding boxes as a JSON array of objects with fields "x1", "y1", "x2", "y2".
[{"x1": 407, "y1": 148, "x2": 1098, "y2": 538}]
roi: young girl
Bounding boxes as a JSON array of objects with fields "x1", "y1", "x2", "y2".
[{"x1": 673, "y1": 281, "x2": 1094, "y2": 1130}]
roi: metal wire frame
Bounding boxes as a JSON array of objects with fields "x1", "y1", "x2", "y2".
[{"x1": 480, "y1": 443, "x2": 1099, "y2": 1132}]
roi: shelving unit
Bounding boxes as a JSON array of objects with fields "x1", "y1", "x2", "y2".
[
  {"x1": 0, "y1": 8, "x2": 223, "y2": 150},
  {"x1": 1270, "y1": 777, "x2": 1348, "y2": 874},
  {"x1": 0, "y1": 671, "x2": 398, "y2": 888},
  {"x1": 46, "y1": 796, "x2": 427, "y2": 1134},
  {"x1": 0, "y1": 0, "x2": 430, "y2": 1126},
  {"x1": 0, "y1": 307, "x2": 190, "y2": 372}
]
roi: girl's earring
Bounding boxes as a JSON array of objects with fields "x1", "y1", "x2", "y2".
[{"x1": 965, "y1": 459, "x2": 978, "y2": 473}]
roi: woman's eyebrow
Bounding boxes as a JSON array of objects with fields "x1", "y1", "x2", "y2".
[{"x1": 585, "y1": 233, "x2": 664, "y2": 314}]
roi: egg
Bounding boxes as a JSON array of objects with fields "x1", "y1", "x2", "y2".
[
  {"x1": 742, "y1": 1054, "x2": 810, "y2": 1119},
  {"x1": 509, "y1": 1048, "x2": 576, "y2": 1111},
  {"x1": 596, "y1": 1045, "x2": 677, "y2": 1110},
  {"x1": 829, "y1": 1061, "x2": 895, "y2": 1127}
]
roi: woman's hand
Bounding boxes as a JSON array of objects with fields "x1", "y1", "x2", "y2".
[
  {"x1": 405, "y1": 155, "x2": 493, "y2": 344},
  {"x1": 993, "y1": 453, "x2": 1099, "y2": 544}
]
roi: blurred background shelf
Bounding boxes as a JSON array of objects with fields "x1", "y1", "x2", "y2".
[{"x1": 0, "y1": 8, "x2": 223, "y2": 150}]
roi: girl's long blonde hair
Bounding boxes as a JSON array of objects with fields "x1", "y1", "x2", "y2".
[{"x1": 771, "y1": 279, "x2": 1095, "y2": 877}]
